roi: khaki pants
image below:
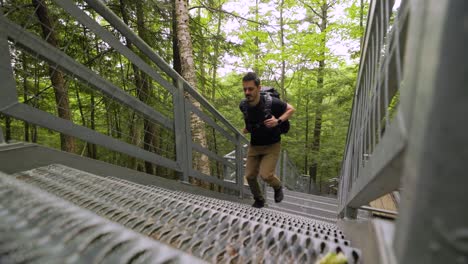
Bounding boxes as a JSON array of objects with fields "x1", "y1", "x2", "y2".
[{"x1": 245, "y1": 142, "x2": 282, "y2": 200}]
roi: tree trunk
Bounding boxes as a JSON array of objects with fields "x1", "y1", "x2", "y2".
[
  {"x1": 81, "y1": 25, "x2": 97, "y2": 159},
  {"x1": 196, "y1": 8, "x2": 213, "y2": 188},
  {"x1": 172, "y1": 0, "x2": 182, "y2": 75},
  {"x1": 211, "y1": 6, "x2": 224, "y2": 191},
  {"x1": 127, "y1": 112, "x2": 141, "y2": 170},
  {"x1": 119, "y1": 0, "x2": 157, "y2": 173},
  {"x1": 310, "y1": 2, "x2": 328, "y2": 193},
  {"x1": 89, "y1": 92, "x2": 97, "y2": 159},
  {"x1": 211, "y1": 7, "x2": 222, "y2": 100},
  {"x1": 197, "y1": 8, "x2": 207, "y2": 97},
  {"x1": 32, "y1": 0, "x2": 75, "y2": 153},
  {"x1": 75, "y1": 84, "x2": 90, "y2": 157},
  {"x1": 304, "y1": 95, "x2": 309, "y2": 173},
  {"x1": 75, "y1": 84, "x2": 87, "y2": 127},
  {"x1": 310, "y1": 97, "x2": 323, "y2": 192},
  {"x1": 5, "y1": 116, "x2": 11, "y2": 142},
  {"x1": 135, "y1": 0, "x2": 156, "y2": 175},
  {"x1": 279, "y1": 0, "x2": 287, "y2": 100},
  {"x1": 120, "y1": 0, "x2": 139, "y2": 170},
  {"x1": 175, "y1": 0, "x2": 210, "y2": 183},
  {"x1": 253, "y1": 0, "x2": 260, "y2": 73},
  {"x1": 360, "y1": 0, "x2": 364, "y2": 46}
]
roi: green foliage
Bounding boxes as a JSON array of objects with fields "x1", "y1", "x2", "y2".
[
  {"x1": 317, "y1": 252, "x2": 348, "y2": 264},
  {"x1": 1, "y1": 0, "x2": 367, "y2": 194}
]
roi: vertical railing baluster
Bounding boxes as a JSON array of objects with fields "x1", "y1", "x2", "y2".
[
  {"x1": 0, "y1": 127, "x2": 4, "y2": 144},
  {"x1": 0, "y1": 12, "x2": 18, "y2": 111},
  {"x1": 0, "y1": 13, "x2": 18, "y2": 145},
  {"x1": 282, "y1": 150, "x2": 287, "y2": 186},
  {"x1": 235, "y1": 134, "x2": 244, "y2": 198},
  {"x1": 174, "y1": 78, "x2": 190, "y2": 183},
  {"x1": 184, "y1": 99, "x2": 193, "y2": 181}
]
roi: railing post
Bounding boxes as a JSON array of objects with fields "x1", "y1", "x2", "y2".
[
  {"x1": 0, "y1": 14, "x2": 17, "y2": 146},
  {"x1": 222, "y1": 163, "x2": 228, "y2": 181},
  {"x1": 342, "y1": 153, "x2": 359, "y2": 219},
  {"x1": 275, "y1": 150, "x2": 281, "y2": 180},
  {"x1": 0, "y1": 12, "x2": 18, "y2": 112},
  {"x1": 338, "y1": 152, "x2": 352, "y2": 217},
  {"x1": 282, "y1": 150, "x2": 287, "y2": 185},
  {"x1": 0, "y1": 127, "x2": 4, "y2": 144},
  {"x1": 343, "y1": 207, "x2": 358, "y2": 219},
  {"x1": 174, "y1": 78, "x2": 190, "y2": 184},
  {"x1": 235, "y1": 134, "x2": 244, "y2": 198}
]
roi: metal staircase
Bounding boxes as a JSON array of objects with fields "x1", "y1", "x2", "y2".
[
  {"x1": 3, "y1": 164, "x2": 361, "y2": 263},
  {"x1": 1, "y1": 0, "x2": 467, "y2": 263}
]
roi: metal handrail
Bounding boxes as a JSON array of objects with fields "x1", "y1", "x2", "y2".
[
  {"x1": 338, "y1": 0, "x2": 409, "y2": 218},
  {"x1": 0, "y1": 0, "x2": 248, "y2": 197}
]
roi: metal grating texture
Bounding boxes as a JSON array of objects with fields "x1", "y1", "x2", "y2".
[
  {"x1": 0, "y1": 171, "x2": 204, "y2": 264},
  {"x1": 13, "y1": 164, "x2": 361, "y2": 263},
  {"x1": 112, "y1": 178, "x2": 339, "y2": 232},
  {"x1": 265, "y1": 189, "x2": 340, "y2": 223}
]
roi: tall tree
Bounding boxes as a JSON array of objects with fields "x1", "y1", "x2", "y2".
[
  {"x1": 118, "y1": 0, "x2": 141, "y2": 170},
  {"x1": 302, "y1": 0, "x2": 333, "y2": 192},
  {"x1": 210, "y1": 1, "x2": 226, "y2": 191},
  {"x1": 253, "y1": 0, "x2": 260, "y2": 74},
  {"x1": 80, "y1": 25, "x2": 97, "y2": 159},
  {"x1": 279, "y1": 0, "x2": 287, "y2": 100},
  {"x1": 172, "y1": 0, "x2": 182, "y2": 74},
  {"x1": 175, "y1": 0, "x2": 211, "y2": 179},
  {"x1": 195, "y1": 7, "x2": 207, "y2": 97},
  {"x1": 118, "y1": 0, "x2": 159, "y2": 174},
  {"x1": 32, "y1": 0, "x2": 75, "y2": 152},
  {"x1": 210, "y1": 1, "x2": 224, "y2": 101},
  {"x1": 135, "y1": 0, "x2": 158, "y2": 175}
]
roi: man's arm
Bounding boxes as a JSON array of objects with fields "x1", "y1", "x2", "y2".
[
  {"x1": 279, "y1": 103, "x2": 295, "y2": 122},
  {"x1": 264, "y1": 103, "x2": 295, "y2": 128}
]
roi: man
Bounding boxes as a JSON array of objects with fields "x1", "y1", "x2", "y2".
[{"x1": 239, "y1": 72, "x2": 295, "y2": 208}]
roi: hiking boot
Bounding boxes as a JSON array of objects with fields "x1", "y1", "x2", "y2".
[
  {"x1": 252, "y1": 198, "x2": 265, "y2": 208},
  {"x1": 274, "y1": 186, "x2": 284, "y2": 203}
]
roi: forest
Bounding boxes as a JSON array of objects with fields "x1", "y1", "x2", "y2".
[{"x1": 0, "y1": 0, "x2": 368, "y2": 194}]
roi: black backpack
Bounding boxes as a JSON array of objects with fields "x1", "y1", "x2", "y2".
[{"x1": 240, "y1": 86, "x2": 290, "y2": 134}]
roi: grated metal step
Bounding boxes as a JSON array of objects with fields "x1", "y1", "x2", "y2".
[
  {"x1": 0, "y1": 171, "x2": 204, "y2": 264},
  {"x1": 266, "y1": 189, "x2": 339, "y2": 210},
  {"x1": 13, "y1": 164, "x2": 361, "y2": 263},
  {"x1": 265, "y1": 190, "x2": 339, "y2": 223},
  {"x1": 119, "y1": 178, "x2": 341, "y2": 233}
]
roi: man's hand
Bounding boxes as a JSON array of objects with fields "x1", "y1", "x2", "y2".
[
  {"x1": 242, "y1": 127, "x2": 250, "y2": 134},
  {"x1": 263, "y1": 116, "x2": 279, "y2": 128}
]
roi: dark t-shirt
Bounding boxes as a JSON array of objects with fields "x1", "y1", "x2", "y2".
[{"x1": 239, "y1": 96, "x2": 287, "y2": 146}]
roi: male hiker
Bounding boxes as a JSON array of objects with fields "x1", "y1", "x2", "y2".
[{"x1": 239, "y1": 72, "x2": 295, "y2": 208}]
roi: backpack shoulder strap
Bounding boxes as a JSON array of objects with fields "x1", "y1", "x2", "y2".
[
  {"x1": 240, "y1": 99, "x2": 248, "y2": 118},
  {"x1": 263, "y1": 93, "x2": 273, "y2": 115}
]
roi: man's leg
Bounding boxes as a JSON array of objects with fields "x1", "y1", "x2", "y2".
[
  {"x1": 245, "y1": 146, "x2": 264, "y2": 205},
  {"x1": 258, "y1": 143, "x2": 283, "y2": 202}
]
